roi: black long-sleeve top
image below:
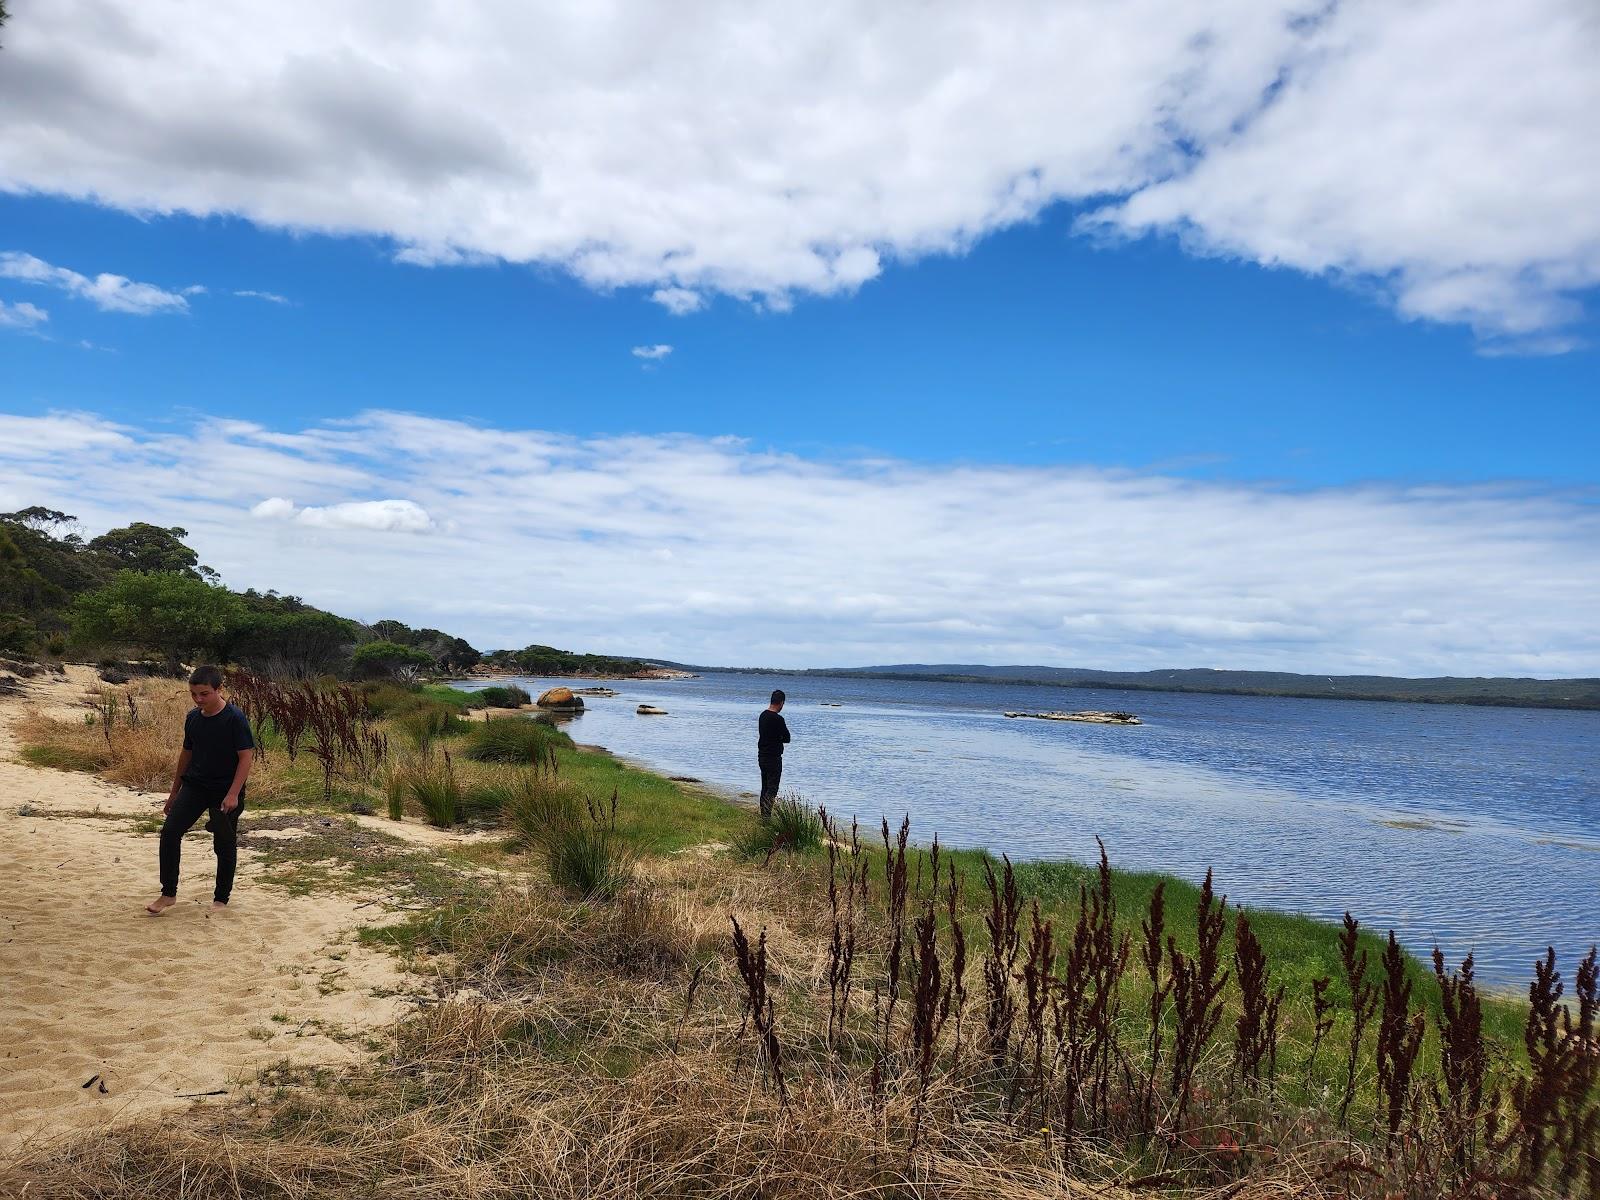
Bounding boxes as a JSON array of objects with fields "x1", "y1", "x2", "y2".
[{"x1": 758, "y1": 709, "x2": 791, "y2": 756}]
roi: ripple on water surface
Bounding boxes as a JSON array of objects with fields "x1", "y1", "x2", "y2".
[{"x1": 469, "y1": 673, "x2": 1600, "y2": 987}]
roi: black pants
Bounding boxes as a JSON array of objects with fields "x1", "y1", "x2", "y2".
[
  {"x1": 758, "y1": 755, "x2": 783, "y2": 820},
  {"x1": 159, "y1": 783, "x2": 244, "y2": 904}
]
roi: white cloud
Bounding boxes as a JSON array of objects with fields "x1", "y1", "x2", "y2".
[
  {"x1": 0, "y1": 251, "x2": 191, "y2": 315},
  {"x1": 251, "y1": 495, "x2": 435, "y2": 532},
  {"x1": 1084, "y1": 0, "x2": 1600, "y2": 345},
  {"x1": 234, "y1": 289, "x2": 291, "y2": 304},
  {"x1": 248, "y1": 497, "x2": 299, "y2": 521},
  {"x1": 2, "y1": 409, "x2": 1597, "y2": 675},
  {"x1": 0, "y1": 2, "x2": 1592, "y2": 343},
  {"x1": 0, "y1": 299, "x2": 48, "y2": 329},
  {"x1": 631, "y1": 344, "x2": 673, "y2": 360},
  {"x1": 651, "y1": 287, "x2": 705, "y2": 316}
]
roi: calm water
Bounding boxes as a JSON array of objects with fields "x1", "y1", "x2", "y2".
[{"x1": 459, "y1": 672, "x2": 1600, "y2": 986}]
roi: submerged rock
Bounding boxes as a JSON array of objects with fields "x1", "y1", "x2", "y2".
[
  {"x1": 1003, "y1": 710, "x2": 1141, "y2": 725},
  {"x1": 636, "y1": 704, "x2": 669, "y2": 715},
  {"x1": 536, "y1": 686, "x2": 585, "y2": 711}
]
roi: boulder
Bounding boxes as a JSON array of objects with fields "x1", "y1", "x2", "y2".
[
  {"x1": 636, "y1": 704, "x2": 669, "y2": 715},
  {"x1": 536, "y1": 686, "x2": 585, "y2": 712}
]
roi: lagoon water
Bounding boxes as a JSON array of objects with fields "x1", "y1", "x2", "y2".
[{"x1": 461, "y1": 672, "x2": 1599, "y2": 987}]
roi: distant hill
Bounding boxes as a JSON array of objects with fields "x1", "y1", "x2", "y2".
[{"x1": 644, "y1": 660, "x2": 1600, "y2": 710}]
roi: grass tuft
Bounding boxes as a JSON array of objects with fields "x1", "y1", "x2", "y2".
[
  {"x1": 463, "y1": 716, "x2": 569, "y2": 764},
  {"x1": 404, "y1": 758, "x2": 462, "y2": 827},
  {"x1": 739, "y1": 794, "x2": 824, "y2": 859}
]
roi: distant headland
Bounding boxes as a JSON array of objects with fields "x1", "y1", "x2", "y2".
[{"x1": 640, "y1": 660, "x2": 1600, "y2": 711}]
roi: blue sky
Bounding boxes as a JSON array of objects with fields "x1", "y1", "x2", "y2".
[
  {"x1": 5, "y1": 191, "x2": 1596, "y2": 488},
  {"x1": 2, "y1": 1, "x2": 1597, "y2": 674}
]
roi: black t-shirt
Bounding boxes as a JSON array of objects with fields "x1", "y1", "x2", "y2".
[
  {"x1": 758, "y1": 709, "x2": 791, "y2": 757},
  {"x1": 182, "y1": 702, "x2": 255, "y2": 795}
]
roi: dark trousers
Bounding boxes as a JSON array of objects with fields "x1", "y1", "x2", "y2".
[
  {"x1": 758, "y1": 754, "x2": 783, "y2": 820},
  {"x1": 159, "y1": 783, "x2": 244, "y2": 904}
]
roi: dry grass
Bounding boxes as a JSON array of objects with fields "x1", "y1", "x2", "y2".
[
  {"x1": 17, "y1": 680, "x2": 293, "y2": 803},
  {"x1": 6, "y1": 679, "x2": 1595, "y2": 1199}
]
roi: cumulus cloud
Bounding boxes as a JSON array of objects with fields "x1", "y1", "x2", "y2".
[
  {"x1": 0, "y1": 251, "x2": 191, "y2": 315},
  {"x1": 0, "y1": 2, "x2": 1592, "y2": 343},
  {"x1": 1, "y1": 409, "x2": 1596, "y2": 676},
  {"x1": 631, "y1": 344, "x2": 672, "y2": 360},
  {"x1": 0, "y1": 299, "x2": 48, "y2": 329},
  {"x1": 651, "y1": 287, "x2": 705, "y2": 316},
  {"x1": 250, "y1": 496, "x2": 435, "y2": 532}
]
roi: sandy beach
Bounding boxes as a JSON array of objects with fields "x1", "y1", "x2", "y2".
[{"x1": 0, "y1": 667, "x2": 412, "y2": 1157}]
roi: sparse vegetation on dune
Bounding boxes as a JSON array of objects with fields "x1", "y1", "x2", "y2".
[{"x1": 7, "y1": 673, "x2": 1597, "y2": 1198}]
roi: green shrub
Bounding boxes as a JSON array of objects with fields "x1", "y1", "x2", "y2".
[
  {"x1": 739, "y1": 795, "x2": 824, "y2": 858},
  {"x1": 361, "y1": 683, "x2": 425, "y2": 717},
  {"x1": 463, "y1": 716, "x2": 568, "y2": 764},
  {"x1": 475, "y1": 684, "x2": 532, "y2": 709}
]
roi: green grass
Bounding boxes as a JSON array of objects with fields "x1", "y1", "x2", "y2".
[
  {"x1": 462, "y1": 716, "x2": 570, "y2": 764},
  {"x1": 738, "y1": 795, "x2": 824, "y2": 858},
  {"x1": 20, "y1": 743, "x2": 103, "y2": 772},
  {"x1": 407, "y1": 763, "x2": 463, "y2": 827},
  {"x1": 551, "y1": 743, "x2": 756, "y2": 854},
  {"x1": 418, "y1": 684, "x2": 488, "y2": 710},
  {"x1": 394, "y1": 702, "x2": 468, "y2": 751},
  {"x1": 543, "y1": 821, "x2": 635, "y2": 900}
]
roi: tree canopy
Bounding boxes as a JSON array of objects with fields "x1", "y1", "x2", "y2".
[
  {"x1": 350, "y1": 640, "x2": 434, "y2": 681},
  {"x1": 87, "y1": 522, "x2": 217, "y2": 579},
  {"x1": 71, "y1": 571, "x2": 243, "y2": 666}
]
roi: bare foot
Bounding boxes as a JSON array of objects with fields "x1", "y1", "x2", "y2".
[
  {"x1": 210, "y1": 901, "x2": 229, "y2": 913},
  {"x1": 145, "y1": 894, "x2": 176, "y2": 916}
]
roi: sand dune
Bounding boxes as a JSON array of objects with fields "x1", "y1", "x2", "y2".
[{"x1": 0, "y1": 669, "x2": 413, "y2": 1156}]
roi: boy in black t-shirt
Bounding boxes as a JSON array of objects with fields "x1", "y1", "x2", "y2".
[{"x1": 146, "y1": 664, "x2": 255, "y2": 915}]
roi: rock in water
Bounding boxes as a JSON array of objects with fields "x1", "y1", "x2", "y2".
[
  {"x1": 1002, "y1": 710, "x2": 1141, "y2": 725},
  {"x1": 636, "y1": 704, "x2": 669, "y2": 715},
  {"x1": 536, "y1": 686, "x2": 585, "y2": 711}
]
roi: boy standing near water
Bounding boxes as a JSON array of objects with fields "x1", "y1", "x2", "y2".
[
  {"x1": 757, "y1": 689, "x2": 790, "y2": 821},
  {"x1": 146, "y1": 665, "x2": 254, "y2": 915}
]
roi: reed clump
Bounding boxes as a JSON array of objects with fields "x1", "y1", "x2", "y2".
[
  {"x1": 402, "y1": 753, "x2": 462, "y2": 827},
  {"x1": 739, "y1": 793, "x2": 825, "y2": 859},
  {"x1": 462, "y1": 715, "x2": 567, "y2": 765}
]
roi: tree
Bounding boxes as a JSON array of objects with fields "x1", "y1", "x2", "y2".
[
  {"x1": 409, "y1": 627, "x2": 480, "y2": 672},
  {"x1": 370, "y1": 618, "x2": 415, "y2": 644},
  {"x1": 350, "y1": 640, "x2": 433, "y2": 682},
  {"x1": 88, "y1": 522, "x2": 217, "y2": 580},
  {"x1": 72, "y1": 571, "x2": 242, "y2": 667},
  {"x1": 227, "y1": 609, "x2": 358, "y2": 677}
]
